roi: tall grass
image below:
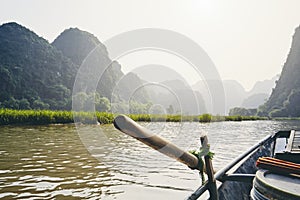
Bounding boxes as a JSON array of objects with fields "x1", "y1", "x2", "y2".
[
  {"x1": 225, "y1": 115, "x2": 268, "y2": 121},
  {"x1": 0, "y1": 109, "x2": 73, "y2": 125},
  {"x1": 199, "y1": 113, "x2": 212, "y2": 122},
  {"x1": 0, "y1": 109, "x2": 114, "y2": 125},
  {"x1": 0, "y1": 109, "x2": 268, "y2": 125},
  {"x1": 124, "y1": 113, "x2": 266, "y2": 122}
]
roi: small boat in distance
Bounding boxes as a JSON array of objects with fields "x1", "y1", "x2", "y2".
[{"x1": 113, "y1": 115, "x2": 300, "y2": 200}]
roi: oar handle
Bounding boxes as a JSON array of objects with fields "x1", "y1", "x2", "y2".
[{"x1": 113, "y1": 115, "x2": 199, "y2": 169}]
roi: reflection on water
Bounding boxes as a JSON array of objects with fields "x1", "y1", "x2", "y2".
[
  {"x1": 0, "y1": 120, "x2": 300, "y2": 199},
  {"x1": 0, "y1": 125, "x2": 112, "y2": 200}
]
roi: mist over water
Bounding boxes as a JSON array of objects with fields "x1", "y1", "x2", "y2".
[{"x1": 1, "y1": 120, "x2": 300, "y2": 199}]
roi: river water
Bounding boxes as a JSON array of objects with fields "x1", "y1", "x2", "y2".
[{"x1": 0, "y1": 120, "x2": 300, "y2": 199}]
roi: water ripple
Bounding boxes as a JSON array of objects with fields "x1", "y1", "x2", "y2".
[{"x1": 0, "y1": 121, "x2": 300, "y2": 199}]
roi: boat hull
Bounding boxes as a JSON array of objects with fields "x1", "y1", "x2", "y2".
[{"x1": 218, "y1": 137, "x2": 274, "y2": 200}]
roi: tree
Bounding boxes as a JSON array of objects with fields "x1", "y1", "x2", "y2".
[
  {"x1": 96, "y1": 97, "x2": 111, "y2": 112},
  {"x1": 72, "y1": 92, "x2": 88, "y2": 111},
  {"x1": 32, "y1": 98, "x2": 50, "y2": 110},
  {"x1": 283, "y1": 89, "x2": 300, "y2": 117},
  {"x1": 19, "y1": 98, "x2": 31, "y2": 109},
  {"x1": 2, "y1": 97, "x2": 19, "y2": 109}
]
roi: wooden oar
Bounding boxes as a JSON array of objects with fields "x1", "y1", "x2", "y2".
[{"x1": 113, "y1": 114, "x2": 200, "y2": 169}]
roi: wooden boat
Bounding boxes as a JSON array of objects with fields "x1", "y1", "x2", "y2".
[
  {"x1": 113, "y1": 115, "x2": 300, "y2": 200},
  {"x1": 188, "y1": 130, "x2": 300, "y2": 200}
]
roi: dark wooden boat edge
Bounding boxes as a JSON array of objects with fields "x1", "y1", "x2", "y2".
[{"x1": 188, "y1": 130, "x2": 300, "y2": 200}]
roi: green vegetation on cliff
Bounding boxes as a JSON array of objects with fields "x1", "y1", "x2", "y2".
[
  {"x1": 0, "y1": 22, "x2": 148, "y2": 111},
  {"x1": 0, "y1": 22, "x2": 75, "y2": 110},
  {"x1": 261, "y1": 25, "x2": 300, "y2": 117},
  {"x1": 52, "y1": 27, "x2": 124, "y2": 99}
]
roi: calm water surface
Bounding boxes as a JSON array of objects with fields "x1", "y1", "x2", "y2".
[{"x1": 1, "y1": 120, "x2": 300, "y2": 199}]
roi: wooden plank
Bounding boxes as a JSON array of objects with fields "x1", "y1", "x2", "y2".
[
  {"x1": 256, "y1": 157, "x2": 300, "y2": 175},
  {"x1": 286, "y1": 130, "x2": 295, "y2": 152},
  {"x1": 291, "y1": 131, "x2": 300, "y2": 153}
]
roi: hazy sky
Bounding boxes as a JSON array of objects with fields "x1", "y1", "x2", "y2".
[{"x1": 1, "y1": 0, "x2": 300, "y2": 90}]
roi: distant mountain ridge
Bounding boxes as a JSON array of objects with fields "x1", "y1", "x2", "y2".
[
  {"x1": 241, "y1": 93, "x2": 269, "y2": 108},
  {"x1": 132, "y1": 66, "x2": 207, "y2": 115},
  {"x1": 133, "y1": 64, "x2": 276, "y2": 114},
  {"x1": 248, "y1": 76, "x2": 278, "y2": 96},
  {"x1": 192, "y1": 77, "x2": 276, "y2": 114}
]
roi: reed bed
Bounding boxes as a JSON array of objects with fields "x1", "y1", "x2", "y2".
[{"x1": 0, "y1": 109, "x2": 267, "y2": 125}]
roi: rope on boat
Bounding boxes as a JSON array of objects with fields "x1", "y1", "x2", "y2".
[{"x1": 189, "y1": 142, "x2": 214, "y2": 185}]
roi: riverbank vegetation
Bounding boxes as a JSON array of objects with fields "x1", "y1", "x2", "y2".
[{"x1": 0, "y1": 109, "x2": 268, "y2": 125}]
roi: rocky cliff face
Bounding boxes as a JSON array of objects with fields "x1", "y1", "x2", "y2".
[
  {"x1": 0, "y1": 22, "x2": 76, "y2": 109},
  {"x1": 0, "y1": 22, "x2": 148, "y2": 111},
  {"x1": 52, "y1": 28, "x2": 108, "y2": 66},
  {"x1": 261, "y1": 25, "x2": 300, "y2": 117},
  {"x1": 52, "y1": 28, "x2": 124, "y2": 99}
]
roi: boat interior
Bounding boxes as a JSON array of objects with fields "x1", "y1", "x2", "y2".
[{"x1": 188, "y1": 130, "x2": 300, "y2": 200}]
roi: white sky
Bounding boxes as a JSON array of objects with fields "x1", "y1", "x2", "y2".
[{"x1": 1, "y1": 0, "x2": 300, "y2": 90}]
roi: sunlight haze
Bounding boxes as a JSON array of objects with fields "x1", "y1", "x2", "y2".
[{"x1": 2, "y1": 0, "x2": 300, "y2": 90}]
